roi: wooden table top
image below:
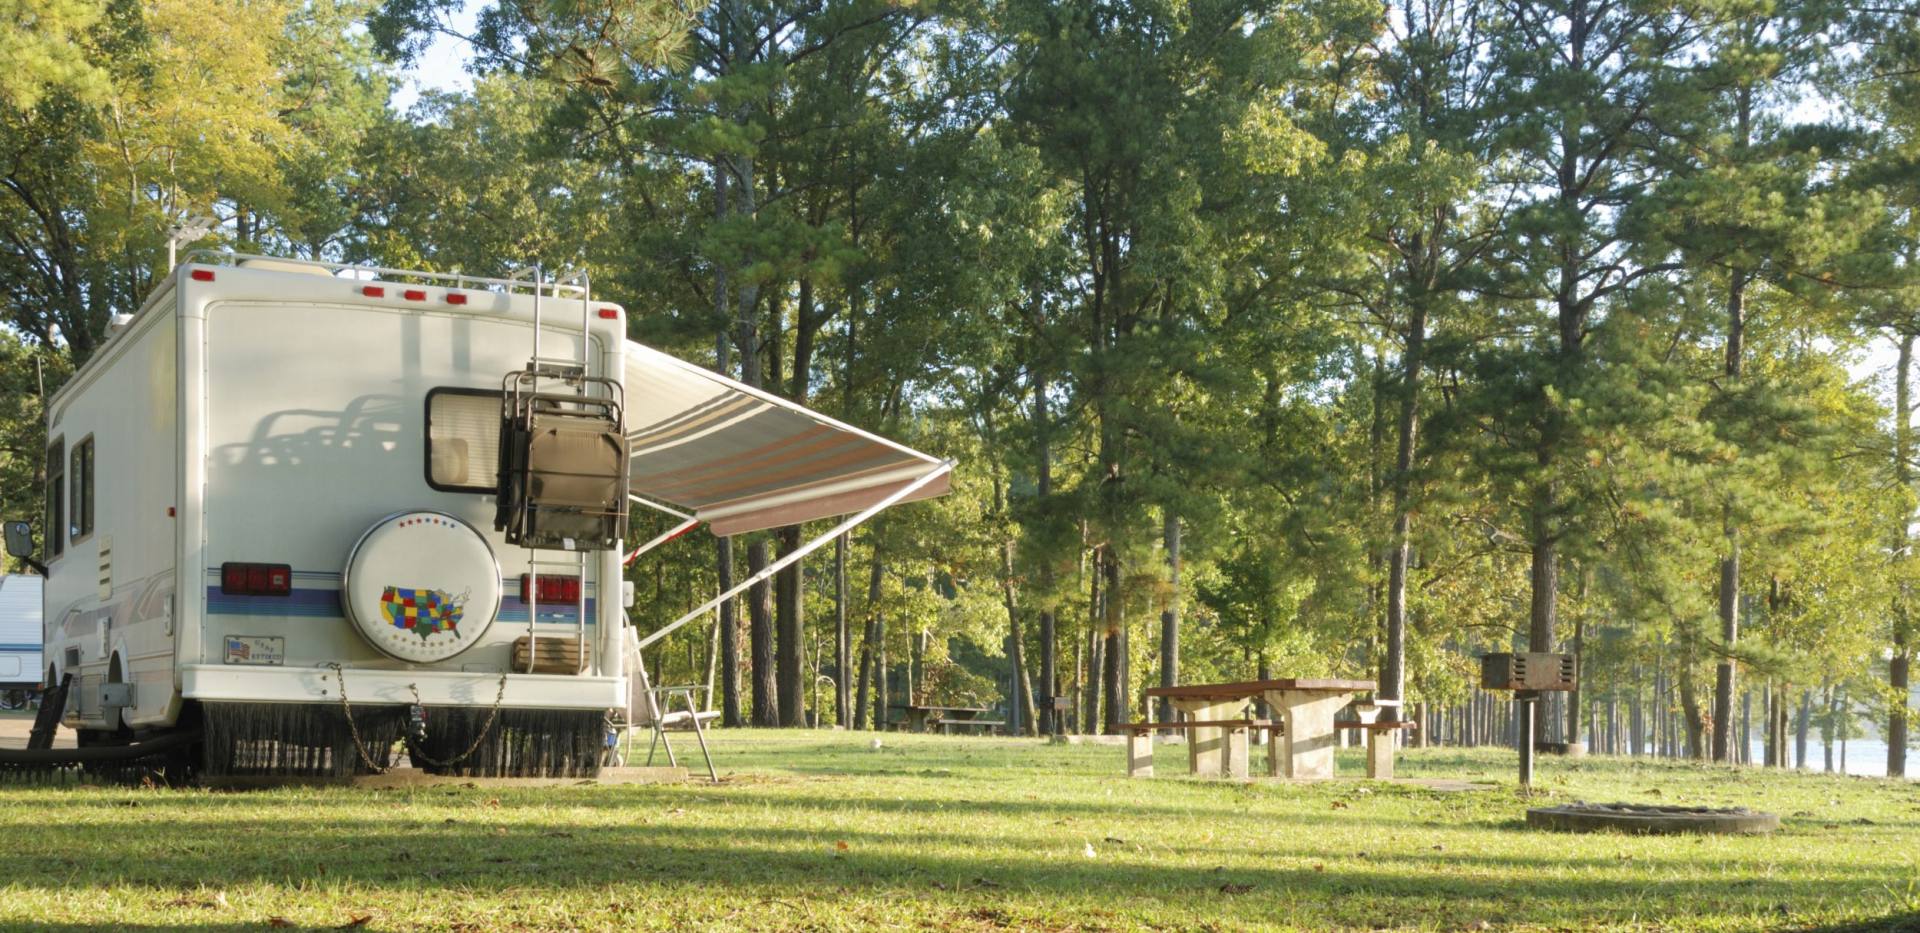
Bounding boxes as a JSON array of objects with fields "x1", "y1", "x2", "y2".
[
  {"x1": 1144, "y1": 679, "x2": 1377, "y2": 701},
  {"x1": 893, "y1": 704, "x2": 991, "y2": 713}
]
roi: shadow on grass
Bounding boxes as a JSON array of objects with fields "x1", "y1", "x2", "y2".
[{"x1": 4, "y1": 804, "x2": 1911, "y2": 931}]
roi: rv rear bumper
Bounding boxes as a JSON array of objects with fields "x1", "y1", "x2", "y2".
[{"x1": 181, "y1": 664, "x2": 622, "y2": 710}]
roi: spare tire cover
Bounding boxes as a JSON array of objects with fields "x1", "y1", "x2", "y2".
[{"x1": 342, "y1": 511, "x2": 502, "y2": 663}]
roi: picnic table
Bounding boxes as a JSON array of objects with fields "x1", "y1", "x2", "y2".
[
  {"x1": 891, "y1": 704, "x2": 1002, "y2": 734},
  {"x1": 1141, "y1": 679, "x2": 1380, "y2": 779}
]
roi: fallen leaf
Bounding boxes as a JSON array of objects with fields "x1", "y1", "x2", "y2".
[
  {"x1": 835, "y1": 840, "x2": 849, "y2": 851},
  {"x1": 1102, "y1": 836, "x2": 1126, "y2": 845},
  {"x1": 484, "y1": 798, "x2": 501, "y2": 808},
  {"x1": 1330, "y1": 800, "x2": 1349, "y2": 810},
  {"x1": 970, "y1": 877, "x2": 1003, "y2": 889},
  {"x1": 1220, "y1": 883, "x2": 1254, "y2": 895},
  {"x1": 1313, "y1": 863, "x2": 1325, "y2": 872},
  {"x1": 341, "y1": 912, "x2": 373, "y2": 928},
  {"x1": 267, "y1": 918, "x2": 295, "y2": 928}
]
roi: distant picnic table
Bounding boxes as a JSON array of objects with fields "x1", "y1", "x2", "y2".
[
  {"x1": 892, "y1": 704, "x2": 1002, "y2": 734},
  {"x1": 1136, "y1": 679, "x2": 1399, "y2": 780}
]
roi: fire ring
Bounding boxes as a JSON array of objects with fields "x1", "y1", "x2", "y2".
[{"x1": 1526, "y1": 802, "x2": 1779, "y2": 835}]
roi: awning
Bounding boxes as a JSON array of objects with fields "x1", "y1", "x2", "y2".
[{"x1": 622, "y1": 341, "x2": 952, "y2": 537}]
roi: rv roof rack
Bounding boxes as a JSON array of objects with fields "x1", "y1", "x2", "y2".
[{"x1": 178, "y1": 250, "x2": 590, "y2": 299}]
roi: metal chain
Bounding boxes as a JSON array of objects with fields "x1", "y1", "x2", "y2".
[
  {"x1": 404, "y1": 673, "x2": 509, "y2": 768},
  {"x1": 325, "y1": 663, "x2": 509, "y2": 772},
  {"x1": 326, "y1": 662, "x2": 394, "y2": 774}
]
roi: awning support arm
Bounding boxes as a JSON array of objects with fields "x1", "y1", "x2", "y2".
[
  {"x1": 629, "y1": 493, "x2": 696, "y2": 522},
  {"x1": 623, "y1": 493, "x2": 702, "y2": 565},
  {"x1": 624, "y1": 518, "x2": 702, "y2": 566},
  {"x1": 633, "y1": 459, "x2": 954, "y2": 652}
]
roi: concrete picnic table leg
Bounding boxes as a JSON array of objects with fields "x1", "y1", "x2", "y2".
[
  {"x1": 1171, "y1": 698, "x2": 1241, "y2": 778},
  {"x1": 1366, "y1": 730, "x2": 1395, "y2": 779},
  {"x1": 1263, "y1": 690, "x2": 1353, "y2": 780}
]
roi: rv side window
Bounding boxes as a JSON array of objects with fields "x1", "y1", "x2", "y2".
[
  {"x1": 70, "y1": 436, "x2": 94, "y2": 542},
  {"x1": 426, "y1": 388, "x2": 502, "y2": 493},
  {"x1": 45, "y1": 437, "x2": 64, "y2": 559}
]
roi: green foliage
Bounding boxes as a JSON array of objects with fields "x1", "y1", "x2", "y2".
[{"x1": 5, "y1": 0, "x2": 1920, "y2": 756}]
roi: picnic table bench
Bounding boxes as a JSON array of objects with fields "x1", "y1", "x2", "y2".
[
  {"x1": 891, "y1": 704, "x2": 1003, "y2": 735},
  {"x1": 1137, "y1": 679, "x2": 1384, "y2": 780}
]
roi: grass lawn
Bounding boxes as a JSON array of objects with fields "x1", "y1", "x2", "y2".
[{"x1": 1, "y1": 729, "x2": 1917, "y2": 931}]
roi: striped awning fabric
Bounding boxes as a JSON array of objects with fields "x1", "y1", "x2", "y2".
[{"x1": 622, "y1": 341, "x2": 951, "y2": 537}]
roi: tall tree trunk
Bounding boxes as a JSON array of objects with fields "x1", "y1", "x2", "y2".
[
  {"x1": 1084, "y1": 552, "x2": 1103, "y2": 734},
  {"x1": 1713, "y1": 90, "x2": 1753, "y2": 762},
  {"x1": 1157, "y1": 513, "x2": 1181, "y2": 722},
  {"x1": 711, "y1": 160, "x2": 744, "y2": 729},
  {"x1": 773, "y1": 278, "x2": 820, "y2": 728},
  {"x1": 873, "y1": 611, "x2": 888, "y2": 730},
  {"x1": 776, "y1": 525, "x2": 805, "y2": 726},
  {"x1": 854, "y1": 613, "x2": 874, "y2": 731},
  {"x1": 1678, "y1": 649, "x2": 1705, "y2": 760},
  {"x1": 1567, "y1": 614, "x2": 1584, "y2": 746},
  {"x1": 748, "y1": 541, "x2": 776, "y2": 726},
  {"x1": 1528, "y1": 473, "x2": 1557, "y2": 743},
  {"x1": 879, "y1": 610, "x2": 890, "y2": 729},
  {"x1": 835, "y1": 533, "x2": 851, "y2": 727},
  {"x1": 727, "y1": 100, "x2": 774, "y2": 727},
  {"x1": 1035, "y1": 371, "x2": 1057, "y2": 735},
  {"x1": 1102, "y1": 547, "x2": 1124, "y2": 733},
  {"x1": 1383, "y1": 300, "x2": 1426, "y2": 704},
  {"x1": 1892, "y1": 333, "x2": 1914, "y2": 778}
]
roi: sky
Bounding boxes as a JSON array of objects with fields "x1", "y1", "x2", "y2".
[{"x1": 388, "y1": 3, "x2": 480, "y2": 114}]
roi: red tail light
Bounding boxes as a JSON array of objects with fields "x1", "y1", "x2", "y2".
[
  {"x1": 190, "y1": 269, "x2": 215, "y2": 282},
  {"x1": 597, "y1": 307, "x2": 619, "y2": 319},
  {"x1": 221, "y1": 562, "x2": 292, "y2": 596},
  {"x1": 520, "y1": 574, "x2": 582, "y2": 603},
  {"x1": 447, "y1": 292, "x2": 468, "y2": 305},
  {"x1": 402, "y1": 289, "x2": 426, "y2": 301},
  {"x1": 362, "y1": 285, "x2": 386, "y2": 298}
]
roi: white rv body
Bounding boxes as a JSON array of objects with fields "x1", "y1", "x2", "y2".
[
  {"x1": 0, "y1": 575, "x2": 42, "y2": 690},
  {"x1": 41, "y1": 260, "x2": 627, "y2": 733}
]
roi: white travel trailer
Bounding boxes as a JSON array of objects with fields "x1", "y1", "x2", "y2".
[
  {"x1": 12, "y1": 253, "x2": 950, "y2": 778},
  {"x1": 0, "y1": 575, "x2": 42, "y2": 695}
]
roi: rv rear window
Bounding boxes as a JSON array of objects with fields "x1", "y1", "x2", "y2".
[
  {"x1": 426, "y1": 388, "x2": 502, "y2": 493},
  {"x1": 70, "y1": 436, "x2": 94, "y2": 542},
  {"x1": 44, "y1": 437, "x2": 63, "y2": 559}
]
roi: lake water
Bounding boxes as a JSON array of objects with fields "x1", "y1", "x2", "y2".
[{"x1": 1750, "y1": 737, "x2": 1913, "y2": 778}]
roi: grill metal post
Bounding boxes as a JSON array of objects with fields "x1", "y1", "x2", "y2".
[{"x1": 1517, "y1": 691, "x2": 1537, "y2": 790}]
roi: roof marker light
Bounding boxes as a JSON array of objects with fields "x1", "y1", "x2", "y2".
[
  {"x1": 597, "y1": 307, "x2": 619, "y2": 319},
  {"x1": 403, "y1": 289, "x2": 426, "y2": 301},
  {"x1": 190, "y1": 269, "x2": 215, "y2": 282},
  {"x1": 362, "y1": 285, "x2": 385, "y2": 298},
  {"x1": 447, "y1": 292, "x2": 468, "y2": 305}
]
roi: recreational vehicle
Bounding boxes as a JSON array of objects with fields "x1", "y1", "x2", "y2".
[
  {"x1": 8, "y1": 253, "x2": 950, "y2": 778},
  {"x1": 0, "y1": 575, "x2": 41, "y2": 705}
]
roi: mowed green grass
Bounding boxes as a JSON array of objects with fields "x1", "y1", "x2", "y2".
[{"x1": 1, "y1": 729, "x2": 1917, "y2": 932}]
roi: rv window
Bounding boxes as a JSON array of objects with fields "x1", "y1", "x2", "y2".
[
  {"x1": 426, "y1": 388, "x2": 502, "y2": 493},
  {"x1": 45, "y1": 437, "x2": 63, "y2": 559},
  {"x1": 70, "y1": 436, "x2": 94, "y2": 542}
]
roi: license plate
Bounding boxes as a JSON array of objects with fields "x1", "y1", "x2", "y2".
[{"x1": 223, "y1": 635, "x2": 285, "y2": 666}]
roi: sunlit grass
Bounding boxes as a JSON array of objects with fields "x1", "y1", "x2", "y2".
[{"x1": 0, "y1": 729, "x2": 1916, "y2": 930}]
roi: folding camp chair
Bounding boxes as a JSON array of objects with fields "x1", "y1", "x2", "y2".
[{"x1": 617, "y1": 628, "x2": 719, "y2": 782}]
